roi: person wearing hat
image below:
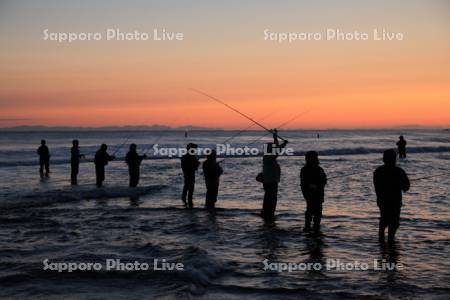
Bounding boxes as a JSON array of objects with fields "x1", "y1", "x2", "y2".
[{"x1": 300, "y1": 151, "x2": 327, "y2": 232}]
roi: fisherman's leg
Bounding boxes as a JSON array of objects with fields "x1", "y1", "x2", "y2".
[
  {"x1": 262, "y1": 184, "x2": 269, "y2": 216},
  {"x1": 313, "y1": 201, "x2": 323, "y2": 232},
  {"x1": 388, "y1": 207, "x2": 401, "y2": 243},
  {"x1": 96, "y1": 166, "x2": 104, "y2": 187},
  {"x1": 264, "y1": 183, "x2": 278, "y2": 220},
  {"x1": 207, "y1": 183, "x2": 219, "y2": 209},
  {"x1": 182, "y1": 177, "x2": 189, "y2": 204},
  {"x1": 262, "y1": 183, "x2": 276, "y2": 220},
  {"x1": 71, "y1": 163, "x2": 78, "y2": 185},
  {"x1": 39, "y1": 161, "x2": 44, "y2": 176},
  {"x1": 129, "y1": 176, "x2": 136, "y2": 187},
  {"x1": 45, "y1": 160, "x2": 50, "y2": 176},
  {"x1": 379, "y1": 209, "x2": 388, "y2": 242},
  {"x1": 129, "y1": 170, "x2": 139, "y2": 187},
  {"x1": 304, "y1": 199, "x2": 313, "y2": 230},
  {"x1": 205, "y1": 182, "x2": 213, "y2": 208},
  {"x1": 212, "y1": 183, "x2": 219, "y2": 203},
  {"x1": 187, "y1": 177, "x2": 195, "y2": 208}
]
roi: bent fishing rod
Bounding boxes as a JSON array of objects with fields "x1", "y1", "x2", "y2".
[
  {"x1": 244, "y1": 109, "x2": 311, "y2": 146},
  {"x1": 220, "y1": 110, "x2": 278, "y2": 145},
  {"x1": 191, "y1": 88, "x2": 288, "y2": 142},
  {"x1": 216, "y1": 109, "x2": 309, "y2": 164}
]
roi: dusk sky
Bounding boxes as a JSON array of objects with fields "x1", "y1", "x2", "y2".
[{"x1": 1, "y1": 0, "x2": 449, "y2": 129}]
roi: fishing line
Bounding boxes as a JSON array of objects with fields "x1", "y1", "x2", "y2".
[
  {"x1": 410, "y1": 172, "x2": 449, "y2": 181},
  {"x1": 191, "y1": 88, "x2": 288, "y2": 142},
  {"x1": 217, "y1": 109, "x2": 310, "y2": 164}
]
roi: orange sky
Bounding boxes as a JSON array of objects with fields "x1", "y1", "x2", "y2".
[{"x1": 0, "y1": 1, "x2": 449, "y2": 129}]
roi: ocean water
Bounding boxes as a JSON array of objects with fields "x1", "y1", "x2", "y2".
[{"x1": 0, "y1": 129, "x2": 449, "y2": 299}]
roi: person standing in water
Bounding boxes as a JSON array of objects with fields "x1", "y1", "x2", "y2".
[
  {"x1": 94, "y1": 144, "x2": 115, "y2": 187},
  {"x1": 125, "y1": 144, "x2": 147, "y2": 187},
  {"x1": 202, "y1": 149, "x2": 223, "y2": 209},
  {"x1": 70, "y1": 139, "x2": 85, "y2": 185},
  {"x1": 260, "y1": 129, "x2": 288, "y2": 221},
  {"x1": 373, "y1": 149, "x2": 410, "y2": 244},
  {"x1": 181, "y1": 143, "x2": 200, "y2": 208},
  {"x1": 396, "y1": 135, "x2": 407, "y2": 159},
  {"x1": 300, "y1": 151, "x2": 327, "y2": 232},
  {"x1": 37, "y1": 139, "x2": 50, "y2": 178}
]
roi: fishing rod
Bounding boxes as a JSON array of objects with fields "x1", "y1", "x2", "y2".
[
  {"x1": 112, "y1": 135, "x2": 132, "y2": 156},
  {"x1": 191, "y1": 88, "x2": 288, "y2": 142},
  {"x1": 141, "y1": 117, "x2": 182, "y2": 156},
  {"x1": 196, "y1": 111, "x2": 278, "y2": 166},
  {"x1": 410, "y1": 172, "x2": 449, "y2": 181},
  {"x1": 327, "y1": 169, "x2": 372, "y2": 180},
  {"x1": 220, "y1": 110, "x2": 278, "y2": 145},
  {"x1": 244, "y1": 109, "x2": 311, "y2": 146},
  {"x1": 216, "y1": 109, "x2": 309, "y2": 164}
]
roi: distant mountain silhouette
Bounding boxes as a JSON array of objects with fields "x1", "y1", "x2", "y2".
[{"x1": 0, "y1": 125, "x2": 222, "y2": 131}]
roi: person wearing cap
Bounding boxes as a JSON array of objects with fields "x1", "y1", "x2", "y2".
[
  {"x1": 181, "y1": 143, "x2": 200, "y2": 208},
  {"x1": 373, "y1": 149, "x2": 410, "y2": 243},
  {"x1": 300, "y1": 151, "x2": 327, "y2": 232}
]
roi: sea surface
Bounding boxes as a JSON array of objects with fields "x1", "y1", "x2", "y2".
[{"x1": 0, "y1": 129, "x2": 449, "y2": 299}]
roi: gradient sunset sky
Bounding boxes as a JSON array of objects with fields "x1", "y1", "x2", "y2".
[{"x1": 0, "y1": 0, "x2": 449, "y2": 129}]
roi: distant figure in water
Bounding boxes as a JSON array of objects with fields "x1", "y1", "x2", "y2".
[
  {"x1": 373, "y1": 149, "x2": 410, "y2": 244},
  {"x1": 181, "y1": 143, "x2": 199, "y2": 208},
  {"x1": 185, "y1": 129, "x2": 188, "y2": 138},
  {"x1": 37, "y1": 139, "x2": 50, "y2": 178},
  {"x1": 125, "y1": 144, "x2": 147, "y2": 187},
  {"x1": 70, "y1": 139, "x2": 85, "y2": 185},
  {"x1": 94, "y1": 144, "x2": 116, "y2": 187},
  {"x1": 300, "y1": 151, "x2": 327, "y2": 232},
  {"x1": 396, "y1": 135, "x2": 407, "y2": 159},
  {"x1": 202, "y1": 149, "x2": 223, "y2": 209},
  {"x1": 317, "y1": 133, "x2": 320, "y2": 139},
  {"x1": 260, "y1": 129, "x2": 288, "y2": 221}
]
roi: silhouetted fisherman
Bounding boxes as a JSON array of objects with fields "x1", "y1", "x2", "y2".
[
  {"x1": 125, "y1": 144, "x2": 147, "y2": 187},
  {"x1": 260, "y1": 129, "x2": 288, "y2": 221},
  {"x1": 181, "y1": 143, "x2": 200, "y2": 208},
  {"x1": 94, "y1": 144, "x2": 116, "y2": 187},
  {"x1": 373, "y1": 149, "x2": 410, "y2": 243},
  {"x1": 70, "y1": 139, "x2": 85, "y2": 185},
  {"x1": 396, "y1": 136, "x2": 407, "y2": 158},
  {"x1": 37, "y1": 139, "x2": 50, "y2": 178},
  {"x1": 300, "y1": 151, "x2": 327, "y2": 232},
  {"x1": 202, "y1": 149, "x2": 223, "y2": 209}
]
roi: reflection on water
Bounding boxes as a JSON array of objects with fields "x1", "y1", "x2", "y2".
[{"x1": 0, "y1": 129, "x2": 449, "y2": 298}]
